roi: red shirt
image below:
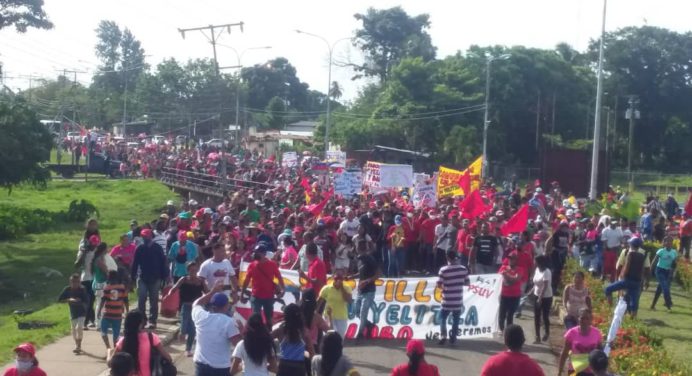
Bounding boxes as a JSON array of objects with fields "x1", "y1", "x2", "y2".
[
  {"x1": 402, "y1": 217, "x2": 418, "y2": 243},
  {"x1": 246, "y1": 260, "x2": 281, "y2": 299},
  {"x1": 498, "y1": 265, "x2": 524, "y2": 297},
  {"x1": 517, "y1": 247, "x2": 534, "y2": 282},
  {"x1": 3, "y1": 367, "x2": 48, "y2": 376},
  {"x1": 307, "y1": 258, "x2": 327, "y2": 294},
  {"x1": 481, "y1": 351, "x2": 544, "y2": 376},
  {"x1": 391, "y1": 362, "x2": 440, "y2": 376},
  {"x1": 456, "y1": 229, "x2": 471, "y2": 256},
  {"x1": 420, "y1": 218, "x2": 440, "y2": 244}
]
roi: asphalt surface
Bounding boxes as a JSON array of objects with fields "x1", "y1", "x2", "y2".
[{"x1": 170, "y1": 314, "x2": 558, "y2": 375}]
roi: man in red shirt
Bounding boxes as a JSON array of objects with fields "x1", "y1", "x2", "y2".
[
  {"x1": 241, "y1": 243, "x2": 285, "y2": 328},
  {"x1": 680, "y1": 213, "x2": 692, "y2": 259},
  {"x1": 419, "y1": 210, "x2": 441, "y2": 275},
  {"x1": 401, "y1": 211, "x2": 419, "y2": 273},
  {"x1": 300, "y1": 243, "x2": 327, "y2": 295},
  {"x1": 481, "y1": 324, "x2": 544, "y2": 376}
]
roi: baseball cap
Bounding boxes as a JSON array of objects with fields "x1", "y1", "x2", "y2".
[
  {"x1": 14, "y1": 343, "x2": 36, "y2": 357},
  {"x1": 628, "y1": 236, "x2": 643, "y2": 248},
  {"x1": 88, "y1": 234, "x2": 101, "y2": 246},
  {"x1": 210, "y1": 292, "x2": 229, "y2": 308},
  {"x1": 159, "y1": 213, "x2": 169, "y2": 220},
  {"x1": 140, "y1": 229, "x2": 153, "y2": 238},
  {"x1": 406, "y1": 339, "x2": 425, "y2": 355},
  {"x1": 130, "y1": 219, "x2": 138, "y2": 226},
  {"x1": 203, "y1": 207, "x2": 213, "y2": 215},
  {"x1": 188, "y1": 199, "x2": 198, "y2": 206},
  {"x1": 166, "y1": 200, "x2": 175, "y2": 206}
]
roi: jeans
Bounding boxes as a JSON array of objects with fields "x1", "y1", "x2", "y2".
[
  {"x1": 439, "y1": 309, "x2": 461, "y2": 342},
  {"x1": 81, "y1": 280, "x2": 96, "y2": 325},
  {"x1": 388, "y1": 247, "x2": 405, "y2": 277},
  {"x1": 433, "y1": 248, "x2": 447, "y2": 274},
  {"x1": 405, "y1": 242, "x2": 418, "y2": 271},
  {"x1": 354, "y1": 291, "x2": 375, "y2": 337},
  {"x1": 137, "y1": 278, "x2": 160, "y2": 324},
  {"x1": 380, "y1": 247, "x2": 390, "y2": 276},
  {"x1": 195, "y1": 362, "x2": 230, "y2": 376},
  {"x1": 420, "y1": 243, "x2": 433, "y2": 274},
  {"x1": 550, "y1": 249, "x2": 567, "y2": 292},
  {"x1": 498, "y1": 296, "x2": 520, "y2": 331},
  {"x1": 605, "y1": 278, "x2": 642, "y2": 314},
  {"x1": 563, "y1": 315, "x2": 578, "y2": 329},
  {"x1": 516, "y1": 282, "x2": 528, "y2": 316},
  {"x1": 180, "y1": 303, "x2": 196, "y2": 351},
  {"x1": 652, "y1": 267, "x2": 673, "y2": 309},
  {"x1": 580, "y1": 253, "x2": 595, "y2": 270},
  {"x1": 534, "y1": 297, "x2": 552, "y2": 339},
  {"x1": 251, "y1": 296, "x2": 275, "y2": 326}
]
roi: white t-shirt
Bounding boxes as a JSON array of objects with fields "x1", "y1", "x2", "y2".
[
  {"x1": 231, "y1": 339, "x2": 270, "y2": 376},
  {"x1": 298, "y1": 244, "x2": 324, "y2": 272},
  {"x1": 434, "y1": 224, "x2": 454, "y2": 251},
  {"x1": 601, "y1": 227, "x2": 623, "y2": 249},
  {"x1": 192, "y1": 305, "x2": 239, "y2": 368},
  {"x1": 198, "y1": 258, "x2": 236, "y2": 296},
  {"x1": 339, "y1": 218, "x2": 360, "y2": 237},
  {"x1": 532, "y1": 267, "x2": 553, "y2": 298}
]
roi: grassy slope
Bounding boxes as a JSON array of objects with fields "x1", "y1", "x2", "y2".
[
  {"x1": 638, "y1": 281, "x2": 692, "y2": 369},
  {"x1": 0, "y1": 180, "x2": 176, "y2": 363}
]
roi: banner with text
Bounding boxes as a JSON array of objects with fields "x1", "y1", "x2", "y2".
[
  {"x1": 326, "y1": 150, "x2": 347, "y2": 165},
  {"x1": 363, "y1": 161, "x2": 414, "y2": 188},
  {"x1": 334, "y1": 170, "x2": 363, "y2": 197},
  {"x1": 437, "y1": 166, "x2": 464, "y2": 198},
  {"x1": 237, "y1": 264, "x2": 501, "y2": 340},
  {"x1": 412, "y1": 177, "x2": 437, "y2": 209},
  {"x1": 281, "y1": 152, "x2": 298, "y2": 168}
]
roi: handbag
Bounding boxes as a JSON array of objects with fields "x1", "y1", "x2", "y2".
[{"x1": 148, "y1": 332, "x2": 177, "y2": 376}]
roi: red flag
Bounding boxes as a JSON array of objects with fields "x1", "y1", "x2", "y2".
[
  {"x1": 458, "y1": 169, "x2": 471, "y2": 196},
  {"x1": 458, "y1": 190, "x2": 489, "y2": 219},
  {"x1": 501, "y1": 205, "x2": 530, "y2": 236},
  {"x1": 309, "y1": 189, "x2": 334, "y2": 216},
  {"x1": 685, "y1": 191, "x2": 692, "y2": 216},
  {"x1": 300, "y1": 177, "x2": 311, "y2": 191}
]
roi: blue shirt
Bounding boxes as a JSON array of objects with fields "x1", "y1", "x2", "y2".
[
  {"x1": 168, "y1": 241, "x2": 198, "y2": 277},
  {"x1": 656, "y1": 248, "x2": 678, "y2": 270},
  {"x1": 131, "y1": 241, "x2": 168, "y2": 282}
]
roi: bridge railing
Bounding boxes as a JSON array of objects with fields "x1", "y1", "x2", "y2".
[{"x1": 159, "y1": 167, "x2": 272, "y2": 196}]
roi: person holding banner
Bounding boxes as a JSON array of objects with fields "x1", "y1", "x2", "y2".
[{"x1": 436, "y1": 249, "x2": 470, "y2": 346}]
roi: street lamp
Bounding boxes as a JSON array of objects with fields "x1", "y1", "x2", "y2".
[
  {"x1": 481, "y1": 53, "x2": 511, "y2": 179},
  {"x1": 219, "y1": 45, "x2": 272, "y2": 147},
  {"x1": 295, "y1": 30, "x2": 350, "y2": 156},
  {"x1": 588, "y1": 0, "x2": 608, "y2": 200}
]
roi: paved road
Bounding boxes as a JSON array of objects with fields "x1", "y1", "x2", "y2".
[{"x1": 171, "y1": 314, "x2": 558, "y2": 375}]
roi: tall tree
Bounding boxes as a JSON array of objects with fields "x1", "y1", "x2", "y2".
[
  {"x1": 0, "y1": 97, "x2": 52, "y2": 192},
  {"x1": 352, "y1": 6, "x2": 436, "y2": 82},
  {"x1": 0, "y1": 0, "x2": 53, "y2": 32}
]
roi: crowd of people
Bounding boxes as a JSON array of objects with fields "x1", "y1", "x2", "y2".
[{"x1": 5, "y1": 143, "x2": 691, "y2": 376}]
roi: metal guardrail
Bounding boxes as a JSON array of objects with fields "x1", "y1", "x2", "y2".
[{"x1": 159, "y1": 167, "x2": 272, "y2": 197}]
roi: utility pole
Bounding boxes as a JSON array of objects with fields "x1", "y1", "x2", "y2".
[
  {"x1": 588, "y1": 0, "x2": 607, "y2": 200},
  {"x1": 178, "y1": 22, "x2": 244, "y2": 192},
  {"x1": 626, "y1": 95, "x2": 639, "y2": 190},
  {"x1": 535, "y1": 89, "x2": 541, "y2": 150}
]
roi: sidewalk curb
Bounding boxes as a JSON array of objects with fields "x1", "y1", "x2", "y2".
[{"x1": 95, "y1": 318, "x2": 180, "y2": 376}]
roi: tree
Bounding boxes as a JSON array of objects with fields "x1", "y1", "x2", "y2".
[
  {"x1": 0, "y1": 0, "x2": 53, "y2": 32},
  {"x1": 353, "y1": 6, "x2": 436, "y2": 82},
  {"x1": 329, "y1": 81, "x2": 343, "y2": 100},
  {"x1": 0, "y1": 98, "x2": 53, "y2": 192}
]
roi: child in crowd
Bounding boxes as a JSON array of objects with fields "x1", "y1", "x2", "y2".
[
  {"x1": 58, "y1": 274, "x2": 90, "y2": 354},
  {"x1": 97, "y1": 270, "x2": 128, "y2": 351},
  {"x1": 165, "y1": 261, "x2": 205, "y2": 356}
]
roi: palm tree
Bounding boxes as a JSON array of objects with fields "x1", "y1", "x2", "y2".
[{"x1": 329, "y1": 81, "x2": 342, "y2": 100}]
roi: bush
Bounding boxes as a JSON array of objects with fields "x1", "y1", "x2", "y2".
[{"x1": 0, "y1": 200, "x2": 99, "y2": 240}]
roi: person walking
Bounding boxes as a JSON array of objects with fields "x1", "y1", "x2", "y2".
[
  {"x1": 546, "y1": 221, "x2": 571, "y2": 293},
  {"x1": 130, "y1": 229, "x2": 168, "y2": 329},
  {"x1": 198, "y1": 242, "x2": 239, "y2": 304},
  {"x1": 97, "y1": 270, "x2": 129, "y2": 352},
  {"x1": 311, "y1": 331, "x2": 360, "y2": 376},
  {"x1": 532, "y1": 255, "x2": 553, "y2": 343},
  {"x1": 192, "y1": 282, "x2": 242, "y2": 376},
  {"x1": 58, "y1": 273, "x2": 89, "y2": 354},
  {"x1": 168, "y1": 232, "x2": 199, "y2": 283},
  {"x1": 317, "y1": 271, "x2": 353, "y2": 338},
  {"x1": 562, "y1": 271, "x2": 592, "y2": 329},
  {"x1": 353, "y1": 238, "x2": 380, "y2": 340},
  {"x1": 600, "y1": 219, "x2": 624, "y2": 282},
  {"x1": 300, "y1": 243, "x2": 327, "y2": 296},
  {"x1": 3, "y1": 343, "x2": 47, "y2": 376},
  {"x1": 498, "y1": 252, "x2": 523, "y2": 333},
  {"x1": 436, "y1": 249, "x2": 470, "y2": 345},
  {"x1": 165, "y1": 261, "x2": 205, "y2": 356},
  {"x1": 606, "y1": 237, "x2": 650, "y2": 317},
  {"x1": 650, "y1": 236, "x2": 678, "y2": 311},
  {"x1": 241, "y1": 243, "x2": 285, "y2": 328},
  {"x1": 480, "y1": 325, "x2": 544, "y2": 376},
  {"x1": 75, "y1": 229, "x2": 101, "y2": 329},
  {"x1": 558, "y1": 308, "x2": 603, "y2": 376},
  {"x1": 470, "y1": 223, "x2": 501, "y2": 274},
  {"x1": 273, "y1": 303, "x2": 314, "y2": 376},
  {"x1": 231, "y1": 313, "x2": 277, "y2": 376},
  {"x1": 110, "y1": 310, "x2": 172, "y2": 376},
  {"x1": 390, "y1": 339, "x2": 440, "y2": 376}
]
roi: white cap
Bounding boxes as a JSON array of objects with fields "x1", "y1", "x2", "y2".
[
  {"x1": 188, "y1": 199, "x2": 198, "y2": 206},
  {"x1": 222, "y1": 216, "x2": 232, "y2": 224},
  {"x1": 254, "y1": 200, "x2": 262, "y2": 206},
  {"x1": 203, "y1": 207, "x2": 213, "y2": 215},
  {"x1": 166, "y1": 200, "x2": 175, "y2": 206},
  {"x1": 566, "y1": 209, "x2": 574, "y2": 216}
]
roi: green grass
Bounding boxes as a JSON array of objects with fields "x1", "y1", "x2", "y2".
[
  {"x1": 0, "y1": 179, "x2": 177, "y2": 363},
  {"x1": 638, "y1": 281, "x2": 692, "y2": 369},
  {"x1": 49, "y1": 148, "x2": 85, "y2": 166}
]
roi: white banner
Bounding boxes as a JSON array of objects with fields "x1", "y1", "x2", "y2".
[
  {"x1": 363, "y1": 161, "x2": 414, "y2": 188},
  {"x1": 334, "y1": 170, "x2": 362, "y2": 197},
  {"x1": 326, "y1": 150, "x2": 347, "y2": 165},
  {"x1": 412, "y1": 179, "x2": 437, "y2": 209},
  {"x1": 237, "y1": 264, "x2": 501, "y2": 340},
  {"x1": 281, "y1": 152, "x2": 298, "y2": 168}
]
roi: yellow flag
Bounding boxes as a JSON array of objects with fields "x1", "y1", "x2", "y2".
[
  {"x1": 305, "y1": 191, "x2": 311, "y2": 204},
  {"x1": 437, "y1": 156, "x2": 483, "y2": 198}
]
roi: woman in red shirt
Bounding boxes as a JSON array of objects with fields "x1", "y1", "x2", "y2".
[
  {"x1": 498, "y1": 252, "x2": 524, "y2": 332},
  {"x1": 390, "y1": 339, "x2": 440, "y2": 376}
]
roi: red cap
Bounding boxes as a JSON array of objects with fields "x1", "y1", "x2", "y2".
[
  {"x1": 88, "y1": 234, "x2": 101, "y2": 246},
  {"x1": 14, "y1": 343, "x2": 36, "y2": 357},
  {"x1": 140, "y1": 229, "x2": 153, "y2": 238},
  {"x1": 406, "y1": 339, "x2": 425, "y2": 355}
]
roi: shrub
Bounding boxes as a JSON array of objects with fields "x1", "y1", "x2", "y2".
[
  {"x1": 65, "y1": 199, "x2": 99, "y2": 222},
  {"x1": 0, "y1": 200, "x2": 99, "y2": 240}
]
